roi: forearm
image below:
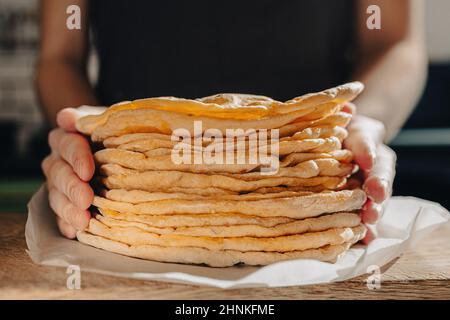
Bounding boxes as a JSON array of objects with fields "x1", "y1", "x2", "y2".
[
  {"x1": 352, "y1": 40, "x2": 427, "y2": 141},
  {"x1": 35, "y1": 58, "x2": 98, "y2": 127}
]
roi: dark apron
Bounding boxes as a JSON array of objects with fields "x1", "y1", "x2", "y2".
[{"x1": 90, "y1": 0, "x2": 356, "y2": 105}]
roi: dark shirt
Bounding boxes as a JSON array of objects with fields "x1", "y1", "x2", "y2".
[{"x1": 90, "y1": 0, "x2": 356, "y2": 105}]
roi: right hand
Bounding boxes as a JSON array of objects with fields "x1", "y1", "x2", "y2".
[
  {"x1": 42, "y1": 108, "x2": 99, "y2": 238},
  {"x1": 342, "y1": 103, "x2": 396, "y2": 244}
]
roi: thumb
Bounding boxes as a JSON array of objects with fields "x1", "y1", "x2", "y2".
[{"x1": 56, "y1": 106, "x2": 106, "y2": 132}]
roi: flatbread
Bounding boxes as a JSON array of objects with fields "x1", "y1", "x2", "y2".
[
  {"x1": 92, "y1": 189, "x2": 366, "y2": 218},
  {"x1": 95, "y1": 148, "x2": 262, "y2": 174},
  {"x1": 142, "y1": 148, "x2": 173, "y2": 157},
  {"x1": 100, "y1": 164, "x2": 347, "y2": 193},
  {"x1": 279, "y1": 137, "x2": 341, "y2": 155},
  {"x1": 77, "y1": 230, "x2": 361, "y2": 267},
  {"x1": 279, "y1": 112, "x2": 352, "y2": 137},
  {"x1": 96, "y1": 212, "x2": 361, "y2": 237},
  {"x1": 76, "y1": 82, "x2": 366, "y2": 266},
  {"x1": 280, "y1": 150, "x2": 353, "y2": 166},
  {"x1": 226, "y1": 159, "x2": 355, "y2": 180},
  {"x1": 141, "y1": 137, "x2": 343, "y2": 162},
  {"x1": 314, "y1": 159, "x2": 357, "y2": 177},
  {"x1": 109, "y1": 136, "x2": 341, "y2": 156},
  {"x1": 86, "y1": 218, "x2": 366, "y2": 252},
  {"x1": 154, "y1": 186, "x2": 238, "y2": 196},
  {"x1": 99, "y1": 208, "x2": 295, "y2": 227},
  {"x1": 76, "y1": 82, "x2": 363, "y2": 141},
  {"x1": 104, "y1": 132, "x2": 174, "y2": 148},
  {"x1": 102, "y1": 189, "x2": 314, "y2": 203},
  {"x1": 282, "y1": 125, "x2": 348, "y2": 142},
  {"x1": 94, "y1": 148, "x2": 353, "y2": 174},
  {"x1": 103, "y1": 125, "x2": 348, "y2": 149}
]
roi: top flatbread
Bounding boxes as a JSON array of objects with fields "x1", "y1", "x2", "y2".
[{"x1": 76, "y1": 82, "x2": 363, "y2": 141}]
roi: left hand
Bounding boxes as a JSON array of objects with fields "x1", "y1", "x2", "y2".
[{"x1": 343, "y1": 103, "x2": 397, "y2": 244}]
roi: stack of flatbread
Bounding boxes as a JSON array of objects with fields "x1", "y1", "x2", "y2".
[{"x1": 75, "y1": 82, "x2": 367, "y2": 267}]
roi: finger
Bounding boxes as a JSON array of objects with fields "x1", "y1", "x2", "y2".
[
  {"x1": 56, "y1": 108, "x2": 81, "y2": 133},
  {"x1": 48, "y1": 158, "x2": 94, "y2": 209},
  {"x1": 360, "y1": 199, "x2": 382, "y2": 224},
  {"x1": 341, "y1": 102, "x2": 356, "y2": 115},
  {"x1": 56, "y1": 106, "x2": 107, "y2": 133},
  {"x1": 361, "y1": 225, "x2": 376, "y2": 245},
  {"x1": 56, "y1": 216, "x2": 77, "y2": 239},
  {"x1": 344, "y1": 115, "x2": 385, "y2": 171},
  {"x1": 346, "y1": 131, "x2": 376, "y2": 171},
  {"x1": 48, "y1": 186, "x2": 91, "y2": 231},
  {"x1": 77, "y1": 105, "x2": 107, "y2": 116},
  {"x1": 363, "y1": 145, "x2": 396, "y2": 203},
  {"x1": 48, "y1": 129, "x2": 95, "y2": 181},
  {"x1": 41, "y1": 153, "x2": 58, "y2": 179}
]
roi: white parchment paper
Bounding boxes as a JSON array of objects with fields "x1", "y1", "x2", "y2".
[{"x1": 25, "y1": 185, "x2": 450, "y2": 288}]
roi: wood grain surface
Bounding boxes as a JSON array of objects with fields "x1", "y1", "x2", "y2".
[{"x1": 1, "y1": 213, "x2": 449, "y2": 299}]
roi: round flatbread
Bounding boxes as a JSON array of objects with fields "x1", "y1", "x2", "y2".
[
  {"x1": 86, "y1": 218, "x2": 366, "y2": 252},
  {"x1": 76, "y1": 82, "x2": 363, "y2": 141},
  {"x1": 102, "y1": 188, "x2": 314, "y2": 203},
  {"x1": 100, "y1": 164, "x2": 347, "y2": 193},
  {"x1": 93, "y1": 189, "x2": 366, "y2": 218},
  {"x1": 77, "y1": 230, "x2": 364, "y2": 267},
  {"x1": 99, "y1": 208, "x2": 295, "y2": 228},
  {"x1": 96, "y1": 212, "x2": 361, "y2": 238}
]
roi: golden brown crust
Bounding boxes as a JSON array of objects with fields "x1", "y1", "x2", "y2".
[{"x1": 76, "y1": 82, "x2": 363, "y2": 141}]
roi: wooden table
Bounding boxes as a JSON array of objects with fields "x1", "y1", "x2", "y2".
[{"x1": 1, "y1": 212, "x2": 450, "y2": 300}]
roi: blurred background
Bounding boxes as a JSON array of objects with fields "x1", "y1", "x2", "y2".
[{"x1": 0, "y1": 0, "x2": 449, "y2": 212}]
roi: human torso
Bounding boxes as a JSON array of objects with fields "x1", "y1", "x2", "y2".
[{"x1": 90, "y1": 0, "x2": 356, "y2": 104}]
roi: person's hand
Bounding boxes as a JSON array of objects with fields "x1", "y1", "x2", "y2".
[
  {"x1": 41, "y1": 107, "x2": 102, "y2": 238},
  {"x1": 343, "y1": 103, "x2": 397, "y2": 244}
]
